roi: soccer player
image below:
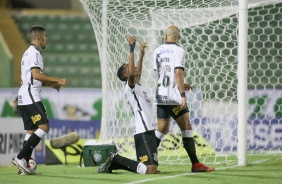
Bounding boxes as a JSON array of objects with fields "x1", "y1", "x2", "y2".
[
  {"x1": 12, "y1": 25, "x2": 68, "y2": 175},
  {"x1": 97, "y1": 36, "x2": 158, "y2": 174},
  {"x1": 153, "y1": 25, "x2": 215, "y2": 172}
]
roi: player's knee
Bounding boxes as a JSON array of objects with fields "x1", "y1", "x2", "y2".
[
  {"x1": 176, "y1": 116, "x2": 192, "y2": 130},
  {"x1": 157, "y1": 118, "x2": 170, "y2": 134},
  {"x1": 157, "y1": 127, "x2": 168, "y2": 135},
  {"x1": 38, "y1": 123, "x2": 49, "y2": 133},
  {"x1": 27, "y1": 129, "x2": 36, "y2": 134}
]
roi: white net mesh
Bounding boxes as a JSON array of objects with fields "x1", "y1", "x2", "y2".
[{"x1": 80, "y1": 0, "x2": 282, "y2": 164}]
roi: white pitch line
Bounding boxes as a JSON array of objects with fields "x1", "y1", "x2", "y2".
[
  {"x1": 250, "y1": 159, "x2": 269, "y2": 164},
  {"x1": 211, "y1": 158, "x2": 269, "y2": 170},
  {"x1": 124, "y1": 173, "x2": 195, "y2": 184},
  {"x1": 124, "y1": 159, "x2": 269, "y2": 184}
]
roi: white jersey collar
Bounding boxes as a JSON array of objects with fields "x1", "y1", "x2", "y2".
[{"x1": 30, "y1": 44, "x2": 41, "y2": 52}]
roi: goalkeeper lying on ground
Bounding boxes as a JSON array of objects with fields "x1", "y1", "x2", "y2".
[{"x1": 97, "y1": 36, "x2": 158, "y2": 174}]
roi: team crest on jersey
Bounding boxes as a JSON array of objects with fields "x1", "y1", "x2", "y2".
[
  {"x1": 31, "y1": 114, "x2": 41, "y2": 124},
  {"x1": 139, "y1": 155, "x2": 148, "y2": 162},
  {"x1": 172, "y1": 106, "x2": 182, "y2": 115}
]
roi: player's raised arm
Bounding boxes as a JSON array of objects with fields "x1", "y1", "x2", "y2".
[
  {"x1": 127, "y1": 36, "x2": 136, "y2": 88},
  {"x1": 136, "y1": 41, "x2": 147, "y2": 82}
]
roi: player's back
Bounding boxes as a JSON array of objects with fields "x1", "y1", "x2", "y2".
[{"x1": 153, "y1": 43, "x2": 186, "y2": 105}]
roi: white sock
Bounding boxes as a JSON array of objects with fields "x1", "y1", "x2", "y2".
[
  {"x1": 24, "y1": 133, "x2": 31, "y2": 141},
  {"x1": 136, "y1": 162, "x2": 147, "y2": 174},
  {"x1": 182, "y1": 130, "x2": 193, "y2": 138},
  {"x1": 34, "y1": 129, "x2": 46, "y2": 138},
  {"x1": 155, "y1": 130, "x2": 166, "y2": 140}
]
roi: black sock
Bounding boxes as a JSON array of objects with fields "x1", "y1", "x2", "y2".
[
  {"x1": 17, "y1": 133, "x2": 41, "y2": 160},
  {"x1": 111, "y1": 154, "x2": 139, "y2": 173},
  {"x1": 24, "y1": 149, "x2": 33, "y2": 164},
  {"x1": 22, "y1": 140, "x2": 27, "y2": 149},
  {"x1": 182, "y1": 137, "x2": 199, "y2": 164},
  {"x1": 22, "y1": 140, "x2": 33, "y2": 163}
]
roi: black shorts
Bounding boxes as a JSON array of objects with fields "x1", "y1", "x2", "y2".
[
  {"x1": 157, "y1": 105, "x2": 189, "y2": 120},
  {"x1": 134, "y1": 130, "x2": 158, "y2": 166},
  {"x1": 18, "y1": 101, "x2": 49, "y2": 130}
]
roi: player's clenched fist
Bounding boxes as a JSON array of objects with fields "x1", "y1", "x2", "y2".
[
  {"x1": 127, "y1": 35, "x2": 136, "y2": 44},
  {"x1": 57, "y1": 78, "x2": 68, "y2": 87}
]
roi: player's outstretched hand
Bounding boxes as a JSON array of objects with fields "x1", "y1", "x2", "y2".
[
  {"x1": 57, "y1": 78, "x2": 68, "y2": 87},
  {"x1": 181, "y1": 97, "x2": 187, "y2": 109},
  {"x1": 184, "y1": 83, "x2": 193, "y2": 91},
  {"x1": 139, "y1": 42, "x2": 147, "y2": 55},
  {"x1": 50, "y1": 83, "x2": 62, "y2": 92}
]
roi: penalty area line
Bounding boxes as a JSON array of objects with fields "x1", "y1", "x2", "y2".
[{"x1": 124, "y1": 159, "x2": 269, "y2": 184}]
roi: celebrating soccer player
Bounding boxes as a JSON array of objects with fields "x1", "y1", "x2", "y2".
[
  {"x1": 153, "y1": 25, "x2": 215, "y2": 172},
  {"x1": 97, "y1": 36, "x2": 158, "y2": 174}
]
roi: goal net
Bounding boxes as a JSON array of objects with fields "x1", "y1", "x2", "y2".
[{"x1": 80, "y1": 0, "x2": 282, "y2": 165}]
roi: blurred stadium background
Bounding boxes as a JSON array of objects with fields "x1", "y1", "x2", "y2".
[
  {"x1": 0, "y1": 0, "x2": 101, "y2": 88},
  {"x1": 0, "y1": 0, "x2": 103, "y2": 166}
]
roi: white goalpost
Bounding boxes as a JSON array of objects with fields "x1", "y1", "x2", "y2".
[
  {"x1": 237, "y1": 0, "x2": 248, "y2": 166},
  {"x1": 79, "y1": 0, "x2": 282, "y2": 166}
]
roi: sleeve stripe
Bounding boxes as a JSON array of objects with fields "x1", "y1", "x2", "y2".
[
  {"x1": 31, "y1": 67, "x2": 41, "y2": 70},
  {"x1": 175, "y1": 67, "x2": 184, "y2": 71}
]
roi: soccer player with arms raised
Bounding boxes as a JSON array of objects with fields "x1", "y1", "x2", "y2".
[
  {"x1": 12, "y1": 26, "x2": 68, "y2": 175},
  {"x1": 153, "y1": 25, "x2": 215, "y2": 172},
  {"x1": 97, "y1": 36, "x2": 158, "y2": 174}
]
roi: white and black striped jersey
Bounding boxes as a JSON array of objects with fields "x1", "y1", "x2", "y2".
[
  {"x1": 18, "y1": 44, "x2": 43, "y2": 105},
  {"x1": 153, "y1": 42, "x2": 186, "y2": 105},
  {"x1": 124, "y1": 82, "x2": 156, "y2": 135}
]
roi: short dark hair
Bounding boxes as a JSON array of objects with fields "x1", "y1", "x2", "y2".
[
  {"x1": 29, "y1": 26, "x2": 45, "y2": 39},
  {"x1": 117, "y1": 64, "x2": 127, "y2": 82}
]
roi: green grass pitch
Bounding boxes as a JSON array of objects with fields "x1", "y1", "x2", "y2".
[{"x1": 0, "y1": 155, "x2": 281, "y2": 184}]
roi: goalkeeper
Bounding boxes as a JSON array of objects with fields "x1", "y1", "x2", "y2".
[
  {"x1": 97, "y1": 36, "x2": 158, "y2": 174},
  {"x1": 153, "y1": 25, "x2": 215, "y2": 172}
]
